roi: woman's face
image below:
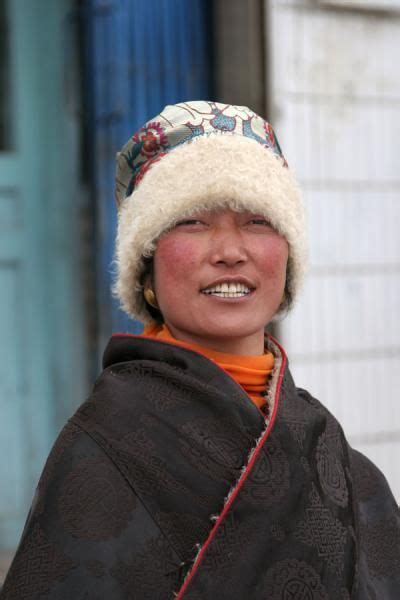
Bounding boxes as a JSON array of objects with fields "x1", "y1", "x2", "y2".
[{"x1": 152, "y1": 208, "x2": 289, "y2": 355}]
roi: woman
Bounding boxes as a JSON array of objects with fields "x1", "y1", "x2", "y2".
[{"x1": 2, "y1": 101, "x2": 399, "y2": 599}]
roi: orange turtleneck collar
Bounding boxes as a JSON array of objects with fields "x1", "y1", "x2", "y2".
[{"x1": 142, "y1": 324, "x2": 274, "y2": 410}]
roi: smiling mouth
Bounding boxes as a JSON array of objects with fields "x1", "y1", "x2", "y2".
[{"x1": 201, "y1": 282, "x2": 253, "y2": 298}]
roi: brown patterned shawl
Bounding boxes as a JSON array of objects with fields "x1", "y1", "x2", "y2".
[{"x1": 2, "y1": 335, "x2": 400, "y2": 599}]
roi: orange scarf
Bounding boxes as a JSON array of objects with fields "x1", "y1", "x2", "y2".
[{"x1": 142, "y1": 324, "x2": 274, "y2": 410}]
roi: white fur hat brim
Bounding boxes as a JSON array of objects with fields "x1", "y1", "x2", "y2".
[{"x1": 115, "y1": 133, "x2": 307, "y2": 324}]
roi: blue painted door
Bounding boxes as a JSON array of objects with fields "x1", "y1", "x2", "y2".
[
  {"x1": 0, "y1": 0, "x2": 87, "y2": 550},
  {"x1": 85, "y1": 0, "x2": 212, "y2": 349}
]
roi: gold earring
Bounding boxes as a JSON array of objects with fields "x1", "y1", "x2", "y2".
[{"x1": 144, "y1": 287, "x2": 159, "y2": 309}]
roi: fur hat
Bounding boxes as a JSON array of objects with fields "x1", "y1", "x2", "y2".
[{"x1": 114, "y1": 101, "x2": 307, "y2": 324}]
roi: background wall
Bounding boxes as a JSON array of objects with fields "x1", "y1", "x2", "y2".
[{"x1": 268, "y1": 0, "x2": 400, "y2": 498}]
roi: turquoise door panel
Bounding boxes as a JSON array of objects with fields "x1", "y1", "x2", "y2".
[
  {"x1": 0, "y1": 0, "x2": 88, "y2": 550},
  {"x1": 0, "y1": 265, "x2": 25, "y2": 545},
  {"x1": 0, "y1": 24, "x2": 29, "y2": 544}
]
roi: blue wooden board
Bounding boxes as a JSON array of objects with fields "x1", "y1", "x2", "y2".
[{"x1": 85, "y1": 0, "x2": 212, "y2": 348}]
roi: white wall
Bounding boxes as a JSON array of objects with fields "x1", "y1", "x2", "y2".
[{"x1": 268, "y1": 0, "x2": 400, "y2": 498}]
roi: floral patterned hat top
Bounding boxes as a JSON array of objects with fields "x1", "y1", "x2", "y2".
[{"x1": 115, "y1": 100, "x2": 287, "y2": 208}]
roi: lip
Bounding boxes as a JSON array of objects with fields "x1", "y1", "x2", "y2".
[
  {"x1": 201, "y1": 292, "x2": 254, "y2": 303},
  {"x1": 200, "y1": 275, "x2": 256, "y2": 292}
]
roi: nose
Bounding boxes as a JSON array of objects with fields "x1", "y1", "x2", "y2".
[{"x1": 209, "y1": 227, "x2": 248, "y2": 267}]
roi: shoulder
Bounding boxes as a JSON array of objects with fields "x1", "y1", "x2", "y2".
[
  {"x1": 291, "y1": 385, "x2": 398, "y2": 507},
  {"x1": 349, "y1": 449, "x2": 400, "y2": 595},
  {"x1": 2, "y1": 416, "x2": 181, "y2": 598},
  {"x1": 291, "y1": 386, "x2": 398, "y2": 508},
  {"x1": 288, "y1": 384, "x2": 400, "y2": 594},
  {"x1": 349, "y1": 448, "x2": 397, "y2": 510},
  {"x1": 34, "y1": 419, "x2": 129, "y2": 525}
]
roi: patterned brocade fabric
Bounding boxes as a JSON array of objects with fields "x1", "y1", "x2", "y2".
[
  {"x1": 115, "y1": 100, "x2": 287, "y2": 206},
  {"x1": 2, "y1": 335, "x2": 400, "y2": 599}
]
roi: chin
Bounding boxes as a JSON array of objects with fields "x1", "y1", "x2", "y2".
[{"x1": 198, "y1": 320, "x2": 266, "y2": 340}]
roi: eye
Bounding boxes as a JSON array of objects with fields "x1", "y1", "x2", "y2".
[
  {"x1": 173, "y1": 218, "x2": 208, "y2": 232},
  {"x1": 247, "y1": 217, "x2": 272, "y2": 226},
  {"x1": 176, "y1": 219, "x2": 204, "y2": 226}
]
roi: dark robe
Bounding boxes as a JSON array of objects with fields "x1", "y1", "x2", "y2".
[{"x1": 2, "y1": 335, "x2": 400, "y2": 599}]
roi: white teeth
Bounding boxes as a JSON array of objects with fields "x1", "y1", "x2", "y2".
[{"x1": 202, "y1": 282, "x2": 252, "y2": 296}]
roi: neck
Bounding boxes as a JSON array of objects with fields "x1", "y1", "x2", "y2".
[{"x1": 165, "y1": 324, "x2": 266, "y2": 356}]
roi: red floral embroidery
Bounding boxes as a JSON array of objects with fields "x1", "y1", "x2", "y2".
[
  {"x1": 132, "y1": 122, "x2": 168, "y2": 158},
  {"x1": 264, "y1": 122, "x2": 288, "y2": 167},
  {"x1": 264, "y1": 122, "x2": 276, "y2": 146},
  {"x1": 134, "y1": 152, "x2": 167, "y2": 187}
]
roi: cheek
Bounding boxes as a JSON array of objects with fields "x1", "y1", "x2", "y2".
[
  {"x1": 154, "y1": 235, "x2": 201, "y2": 293},
  {"x1": 257, "y1": 238, "x2": 289, "y2": 282}
]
